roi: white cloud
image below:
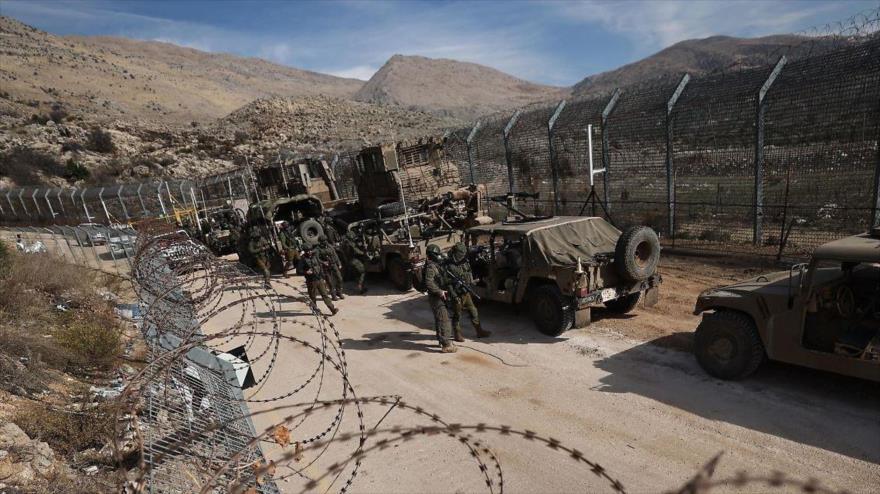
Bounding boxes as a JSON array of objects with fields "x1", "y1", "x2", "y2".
[
  {"x1": 554, "y1": 0, "x2": 841, "y2": 51},
  {"x1": 324, "y1": 65, "x2": 378, "y2": 81}
]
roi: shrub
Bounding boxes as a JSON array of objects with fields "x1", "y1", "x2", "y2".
[
  {"x1": 61, "y1": 141, "x2": 84, "y2": 153},
  {"x1": 64, "y1": 160, "x2": 90, "y2": 182},
  {"x1": 86, "y1": 127, "x2": 115, "y2": 153},
  {"x1": 0, "y1": 146, "x2": 65, "y2": 184},
  {"x1": 48, "y1": 107, "x2": 68, "y2": 124},
  {"x1": 234, "y1": 130, "x2": 249, "y2": 145},
  {"x1": 12, "y1": 401, "x2": 115, "y2": 456},
  {"x1": 55, "y1": 316, "x2": 122, "y2": 370}
]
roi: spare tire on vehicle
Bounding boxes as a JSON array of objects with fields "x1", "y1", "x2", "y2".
[
  {"x1": 299, "y1": 219, "x2": 324, "y2": 247},
  {"x1": 614, "y1": 226, "x2": 660, "y2": 282},
  {"x1": 377, "y1": 201, "x2": 406, "y2": 218}
]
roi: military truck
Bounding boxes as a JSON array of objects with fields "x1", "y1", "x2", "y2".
[
  {"x1": 693, "y1": 231, "x2": 880, "y2": 382},
  {"x1": 343, "y1": 210, "x2": 462, "y2": 291},
  {"x1": 199, "y1": 206, "x2": 243, "y2": 256},
  {"x1": 463, "y1": 217, "x2": 662, "y2": 336}
]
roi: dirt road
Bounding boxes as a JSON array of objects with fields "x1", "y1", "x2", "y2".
[{"x1": 198, "y1": 254, "x2": 879, "y2": 493}]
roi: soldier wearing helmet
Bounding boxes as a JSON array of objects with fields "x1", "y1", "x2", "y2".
[
  {"x1": 298, "y1": 245, "x2": 339, "y2": 316},
  {"x1": 317, "y1": 235, "x2": 345, "y2": 300},
  {"x1": 446, "y1": 242, "x2": 490, "y2": 340},
  {"x1": 423, "y1": 244, "x2": 456, "y2": 353},
  {"x1": 247, "y1": 227, "x2": 271, "y2": 287}
]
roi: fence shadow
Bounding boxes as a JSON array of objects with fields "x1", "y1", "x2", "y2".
[{"x1": 593, "y1": 333, "x2": 880, "y2": 463}]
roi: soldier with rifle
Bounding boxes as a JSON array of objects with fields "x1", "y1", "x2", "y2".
[
  {"x1": 247, "y1": 227, "x2": 272, "y2": 287},
  {"x1": 342, "y1": 228, "x2": 369, "y2": 294},
  {"x1": 298, "y1": 246, "x2": 339, "y2": 316},
  {"x1": 278, "y1": 221, "x2": 302, "y2": 275},
  {"x1": 445, "y1": 242, "x2": 491, "y2": 340},
  {"x1": 317, "y1": 236, "x2": 345, "y2": 300},
  {"x1": 423, "y1": 244, "x2": 456, "y2": 353}
]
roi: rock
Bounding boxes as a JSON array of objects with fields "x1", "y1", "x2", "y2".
[{"x1": 0, "y1": 423, "x2": 30, "y2": 449}]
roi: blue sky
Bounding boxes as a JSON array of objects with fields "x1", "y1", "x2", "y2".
[{"x1": 1, "y1": 0, "x2": 874, "y2": 85}]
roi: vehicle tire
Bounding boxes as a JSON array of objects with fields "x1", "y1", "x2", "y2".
[
  {"x1": 694, "y1": 310, "x2": 765, "y2": 380},
  {"x1": 529, "y1": 285, "x2": 574, "y2": 337},
  {"x1": 299, "y1": 219, "x2": 324, "y2": 247},
  {"x1": 377, "y1": 201, "x2": 405, "y2": 218},
  {"x1": 604, "y1": 292, "x2": 640, "y2": 314},
  {"x1": 387, "y1": 257, "x2": 413, "y2": 291},
  {"x1": 614, "y1": 226, "x2": 660, "y2": 282}
]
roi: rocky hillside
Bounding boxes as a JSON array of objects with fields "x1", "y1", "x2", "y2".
[
  {"x1": 0, "y1": 95, "x2": 455, "y2": 188},
  {"x1": 0, "y1": 16, "x2": 363, "y2": 125},
  {"x1": 354, "y1": 55, "x2": 568, "y2": 120},
  {"x1": 572, "y1": 34, "x2": 827, "y2": 97}
]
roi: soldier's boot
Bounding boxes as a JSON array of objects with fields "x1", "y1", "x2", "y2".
[
  {"x1": 474, "y1": 322, "x2": 492, "y2": 338},
  {"x1": 336, "y1": 292, "x2": 345, "y2": 300},
  {"x1": 453, "y1": 326, "x2": 465, "y2": 343},
  {"x1": 330, "y1": 307, "x2": 339, "y2": 316},
  {"x1": 331, "y1": 295, "x2": 339, "y2": 301},
  {"x1": 441, "y1": 343, "x2": 457, "y2": 353},
  {"x1": 357, "y1": 283, "x2": 368, "y2": 294}
]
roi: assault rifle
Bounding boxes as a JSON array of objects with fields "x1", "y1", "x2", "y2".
[{"x1": 441, "y1": 256, "x2": 481, "y2": 301}]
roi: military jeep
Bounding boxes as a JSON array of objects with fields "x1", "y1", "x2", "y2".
[
  {"x1": 463, "y1": 216, "x2": 662, "y2": 336},
  {"x1": 694, "y1": 231, "x2": 880, "y2": 382},
  {"x1": 343, "y1": 212, "x2": 461, "y2": 291}
]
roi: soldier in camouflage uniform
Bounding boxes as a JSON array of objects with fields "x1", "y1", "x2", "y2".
[
  {"x1": 297, "y1": 247, "x2": 339, "y2": 315},
  {"x1": 247, "y1": 228, "x2": 272, "y2": 287},
  {"x1": 321, "y1": 215, "x2": 341, "y2": 245},
  {"x1": 423, "y1": 244, "x2": 456, "y2": 353},
  {"x1": 342, "y1": 229, "x2": 368, "y2": 294},
  {"x1": 317, "y1": 236, "x2": 345, "y2": 300},
  {"x1": 278, "y1": 222, "x2": 302, "y2": 276},
  {"x1": 446, "y1": 242, "x2": 491, "y2": 341}
]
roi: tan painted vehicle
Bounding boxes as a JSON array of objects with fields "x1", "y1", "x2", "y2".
[
  {"x1": 694, "y1": 231, "x2": 880, "y2": 382},
  {"x1": 343, "y1": 212, "x2": 462, "y2": 291},
  {"x1": 463, "y1": 216, "x2": 662, "y2": 336}
]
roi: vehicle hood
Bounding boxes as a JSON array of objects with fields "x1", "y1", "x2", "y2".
[{"x1": 699, "y1": 270, "x2": 795, "y2": 297}]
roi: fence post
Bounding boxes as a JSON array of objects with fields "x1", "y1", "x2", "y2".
[
  {"x1": 547, "y1": 100, "x2": 567, "y2": 215},
  {"x1": 44, "y1": 189, "x2": 56, "y2": 220},
  {"x1": 56, "y1": 190, "x2": 65, "y2": 215},
  {"x1": 466, "y1": 121, "x2": 481, "y2": 184},
  {"x1": 5, "y1": 191, "x2": 15, "y2": 216},
  {"x1": 135, "y1": 184, "x2": 147, "y2": 216},
  {"x1": 31, "y1": 189, "x2": 42, "y2": 218},
  {"x1": 754, "y1": 56, "x2": 787, "y2": 245},
  {"x1": 503, "y1": 110, "x2": 523, "y2": 197},
  {"x1": 81, "y1": 189, "x2": 93, "y2": 222},
  {"x1": 156, "y1": 182, "x2": 168, "y2": 218},
  {"x1": 872, "y1": 104, "x2": 880, "y2": 228},
  {"x1": 666, "y1": 74, "x2": 690, "y2": 239},
  {"x1": 602, "y1": 89, "x2": 621, "y2": 214},
  {"x1": 18, "y1": 189, "x2": 29, "y2": 217},
  {"x1": 117, "y1": 187, "x2": 130, "y2": 221},
  {"x1": 98, "y1": 187, "x2": 112, "y2": 223}
]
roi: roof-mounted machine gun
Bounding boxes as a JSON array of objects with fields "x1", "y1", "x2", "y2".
[{"x1": 488, "y1": 191, "x2": 547, "y2": 222}]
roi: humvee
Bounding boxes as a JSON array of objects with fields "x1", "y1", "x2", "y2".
[
  {"x1": 342, "y1": 211, "x2": 461, "y2": 291},
  {"x1": 693, "y1": 231, "x2": 880, "y2": 382},
  {"x1": 238, "y1": 194, "x2": 328, "y2": 273},
  {"x1": 463, "y1": 217, "x2": 662, "y2": 336}
]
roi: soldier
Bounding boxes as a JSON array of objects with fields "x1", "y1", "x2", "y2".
[
  {"x1": 278, "y1": 222, "x2": 302, "y2": 275},
  {"x1": 321, "y1": 215, "x2": 341, "y2": 245},
  {"x1": 446, "y1": 242, "x2": 491, "y2": 340},
  {"x1": 423, "y1": 244, "x2": 456, "y2": 353},
  {"x1": 298, "y1": 246, "x2": 339, "y2": 316},
  {"x1": 247, "y1": 227, "x2": 272, "y2": 287},
  {"x1": 342, "y1": 229, "x2": 368, "y2": 294},
  {"x1": 317, "y1": 236, "x2": 345, "y2": 300}
]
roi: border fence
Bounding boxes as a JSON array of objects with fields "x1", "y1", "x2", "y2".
[{"x1": 2, "y1": 12, "x2": 879, "y2": 260}]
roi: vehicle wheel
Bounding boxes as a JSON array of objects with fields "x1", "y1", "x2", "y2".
[
  {"x1": 387, "y1": 257, "x2": 413, "y2": 291},
  {"x1": 614, "y1": 226, "x2": 660, "y2": 282},
  {"x1": 299, "y1": 219, "x2": 324, "y2": 247},
  {"x1": 694, "y1": 310, "x2": 765, "y2": 380},
  {"x1": 529, "y1": 285, "x2": 574, "y2": 337},
  {"x1": 604, "y1": 292, "x2": 640, "y2": 314}
]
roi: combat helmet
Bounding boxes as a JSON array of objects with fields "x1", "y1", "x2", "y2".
[{"x1": 426, "y1": 244, "x2": 443, "y2": 261}]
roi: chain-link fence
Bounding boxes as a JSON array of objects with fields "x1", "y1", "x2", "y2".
[{"x1": 2, "y1": 13, "x2": 878, "y2": 260}]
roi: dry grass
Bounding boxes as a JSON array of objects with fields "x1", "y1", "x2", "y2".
[{"x1": 12, "y1": 401, "x2": 116, "y2": 457}]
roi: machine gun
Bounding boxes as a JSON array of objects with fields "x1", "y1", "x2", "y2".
[{"x1": 488, "y1": 192, "x2": 549, "y2": 222}]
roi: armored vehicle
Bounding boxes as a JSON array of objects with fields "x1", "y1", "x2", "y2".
[
  {"x1": 463, "y1": 217, "x2": 662, "y2": 336},
  {"x1": 694, "y1": 231, "x2": 880, "y2": 382},
  {"x1": 343, "y1": 211, "x2": 462, "y2": 291}
]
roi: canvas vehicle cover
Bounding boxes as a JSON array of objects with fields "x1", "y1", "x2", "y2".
[{"x1": 521, "y1": 217, "x2": 620, "y2": 268}]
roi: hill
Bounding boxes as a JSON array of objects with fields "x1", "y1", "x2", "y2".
[
  {"x1": 354, "y1": 54, "x2": 568, "y2": 120},
  {"x1": 0, "y1": 16, "x2": 363, "y2": 124},
  {"x1": 572, "y1": 34, "x2": 825, "y2": 97}
]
